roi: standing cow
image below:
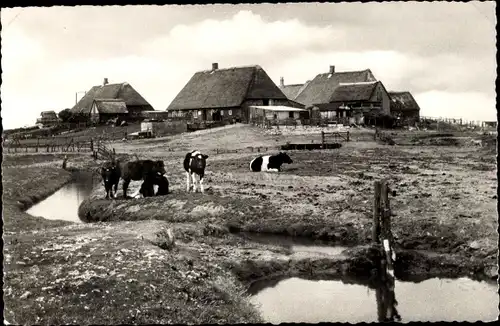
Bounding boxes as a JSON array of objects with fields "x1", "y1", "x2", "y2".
[
  {"x1": 120, "y1": 159, "x2": 166, "y2": 198},
  {"x1": 101, "y1": 160, "x2": 121, "y2": 199},
  {"x1": 249, "y1": 152, "x2": 293, "y2": 172},
  {"x1": 184, "y1": 150, "x2": 208, "y2": 193}
]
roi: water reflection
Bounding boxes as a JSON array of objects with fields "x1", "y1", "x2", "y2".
[
  {"x1": 237, "y1": 232, "x2": 348, "y2": 256},
  {"x1": 26, "y1": 172, "x2": 96, "y2": 223},
  {"x1": 249, "y1": 276, "x2": 498, "y2": 323}
]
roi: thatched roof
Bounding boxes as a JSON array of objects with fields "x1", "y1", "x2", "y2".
[
  {"x1": 279, "y1": 82, "x2": 310, "y2": 100},
  {"x1": 388, "y1": 91, "x2": 421, "y2": 111},
  {"x1": 40, "y1": 111, "x2": 58, "y2": 118},
  {"x1": 167, "y1": 65, "x2": 288, "y2": 110},
  {"x1": 93, "y1": 99, "x2": 128, "y2": 114},
  {"x1": 294, "y1": 69, "x2": 377, "y2": 107},
  {"x1": 329, "y1": 82, "x2": 379, "y2": 102},
  {"x1": 71, "y1": 82, "x2": 153, "y2": 114}
]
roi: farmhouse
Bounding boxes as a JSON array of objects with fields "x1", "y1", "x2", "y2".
[
  {"x1": 71, "y1": 78, "x2": 154, "y2": 123},
  {"x1": 36, "y1": 110, "x2": 60, "y2": 127},
  {"x1": 90, "y1": 99, "x2": 128, "y2": 124},
  {"x1": 167, "y1": 63, "x2": 303, "y2": 123},
  {"x1": 280, "y1": 66, "x2": 391, "y2": 124},
  {"x1": 388, "y1": 91, "x2": 421, "y2": 125}
]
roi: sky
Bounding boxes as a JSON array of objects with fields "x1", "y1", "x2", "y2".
[{"x1": 1, "y1": 1, "x2": 497, "y2": 129}]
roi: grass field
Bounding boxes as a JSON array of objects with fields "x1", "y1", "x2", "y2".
[{"x1": 2, "y1": 123, "x2": 497, "y2": 324}]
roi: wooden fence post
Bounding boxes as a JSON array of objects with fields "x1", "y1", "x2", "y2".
[
  {"x1": 321, "y1": 131, "x2": 325, "y2": 148},
  {"x1": 373, "y1": 180, "x2": 382, "y2": 244},
  {"x1": 346, "y1": 131, "x2": 350, "y2": 141}
]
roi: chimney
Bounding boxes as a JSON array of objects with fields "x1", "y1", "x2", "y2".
[
  {"x1": 212, "y1": 63, "x2": 219, "y2": 71},
  {"x1": 329, "y1": 65, "x2": 335, "y2": 74},
  {"x1": 103, "y1": 78, "x2": 109, "y2": 86},
  {"x1": 280, "y1": 77, "x2": 284, "y2": 87}
]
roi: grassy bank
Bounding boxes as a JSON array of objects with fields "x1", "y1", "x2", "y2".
[{"x1": 2, "y1": 153, "x2": 263, "y2": 324}]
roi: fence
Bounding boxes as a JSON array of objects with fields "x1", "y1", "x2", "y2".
[
  {"x1": 321, "y1": 131, "x2": 350, "y2": 145},
  {"x1": 250, "y1": 117, "x2": 352, "y2": 128},
  {"x1": 372, "y1": 179, "x2": 400, "y2": 322}
]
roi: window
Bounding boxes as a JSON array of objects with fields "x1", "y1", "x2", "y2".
[
  {"x1": 221, "y1": 110, "x2": 224, "y2": 116},
  {"x1": 228, "y1": 110, "x2": 232, "y2": 116},
  {"x1": 289, "y1": 111, "x2": 294, "y2": 118},
  {"x1": 198, "y1": 110, "x2": 202, "y2": 116},
  {"x1": 263, "y1": 99, "x2": 270, "y2": 106}
]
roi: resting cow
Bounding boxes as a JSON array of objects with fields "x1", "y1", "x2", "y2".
[
  {"x1": 101, "y1": 160, "x2": 121, "y2": 199},
  {"x1": 120, "y1": 159, "x2": 166, "y2": 198},
  {"x1": 131, "y1": 172, "x2": 170, "y2": 198},
  {"x1": 184, "y1": 150, "x2": 208, "y2": 193},
  {"x1": 249, "y1": 152, "x2": 293, "y2": 172}
]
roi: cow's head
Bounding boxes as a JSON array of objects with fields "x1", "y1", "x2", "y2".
[
  {"x1": 190, "y1": 151, "x2": 208, "y2": 171},
  {"x1": 278, "y1": 152, "x2": 293, "y2": 164},
  {"x1": 101, "y1": 163, "x2": 118, "y2": 183},
  {"x1": 153, "y1": 160, "x2": 167, "y2": 175}
]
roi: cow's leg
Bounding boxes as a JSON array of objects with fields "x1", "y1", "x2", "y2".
[
  {"x1": 186, "y1": 172, "x2": 191, "y2": 192},
  {"x1": 191, "y1": 173, "x2": 198, "y2": 192},
  {"x1": 199, "y1": 177, "x2": 204, "y2": 193},
  {"x1": 113, "y1": 181, "x2": 119, "y2": 198},
  {"x1": 123, "y1": 179, "x2": 130, "y2": 198},
  {"x1": 104, "y1": 182, "x2": 110, "y2": 199}
]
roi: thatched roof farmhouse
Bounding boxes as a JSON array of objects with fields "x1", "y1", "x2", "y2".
[
  {"x1": 167, "y1": 63, "x2": 302, "y2": 123},
  {"x1": 388, "y1": 91, "x2": 421, "y2": 124},
  {"x1": 71, "y1": 78, "x2": 154, "y2": 121},
  {"x1": 280, "y1": 65, "x2": 392, "y2": 124}
]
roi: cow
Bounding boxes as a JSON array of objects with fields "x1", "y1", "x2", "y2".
[
  {"x1": 184, "y1": 150, "x2": 208, "y2": 193},
  {"x1": 101, "y1": 160, "x2": 121, "y2": 199},
  {"x1": 249, "y1": 152, "x2": 293, "y2": 172},
  {"x1": 131, "y1": 172, "x2": 170, "y2": 198},
  {"x1": 120, "y1": 159, "x2": 166, "y2": 198}
]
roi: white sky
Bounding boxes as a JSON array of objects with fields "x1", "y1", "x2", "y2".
[{"x1": 1, "y1": 2, "x2": 497, "y2": 129}]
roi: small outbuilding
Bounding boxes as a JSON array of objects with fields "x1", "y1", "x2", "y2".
[
  {"x1": 249, "y1": 105, "x2": 310, "y2": 124},
  {"x1": 388, "y1": 91, "x2": 421, "y2": 125}
]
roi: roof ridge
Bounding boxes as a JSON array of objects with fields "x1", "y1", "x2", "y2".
[
  {"x1": 338, "y1": 81, "x2": 378, "y2": 86},
  {"x1": 281, "y1": 83, "x2": 304, "y2": 87},
  {"x1": 197, "y1": 65, "x2": 260, "y2": 73}
]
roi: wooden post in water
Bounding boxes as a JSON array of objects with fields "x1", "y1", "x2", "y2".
[{"x1": 373, "y1": 181, "x2": 382, "y2": 244}]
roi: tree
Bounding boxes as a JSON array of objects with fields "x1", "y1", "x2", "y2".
[{"x1": 58, "y1": 109, "x2": 72, "y2": 122}]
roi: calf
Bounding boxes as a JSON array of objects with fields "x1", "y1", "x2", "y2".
[
  {"x1": 101, "y1": 160, "x2": 121, "y2": 199},
  {"x1": 120, "y1": 159, "x2": 166, "y2": 198},
  {"x1": 131, "y1": 172, "x2": 170, "y2": 198},
  {"x1": 250, "y1": 152, "x2": 293, "y2": 172},
  {"x1": 184, "y1": 150, "x2": 208, "y2": 193}
]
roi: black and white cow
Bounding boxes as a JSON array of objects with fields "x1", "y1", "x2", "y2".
[
  {"x1": 184, "y1": 150, "x2": 208, "y2": 193},
  {"x1": 249, "y1": 152, "x2": 293, "y2": 172}
]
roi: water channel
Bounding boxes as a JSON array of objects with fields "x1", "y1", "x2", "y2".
[
  {"x1": 26, "y1": 172, "x2": 97, "y2": 223},
  {"x1": 248, "y1": 276, "x2": 498, "y2": 323}
]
